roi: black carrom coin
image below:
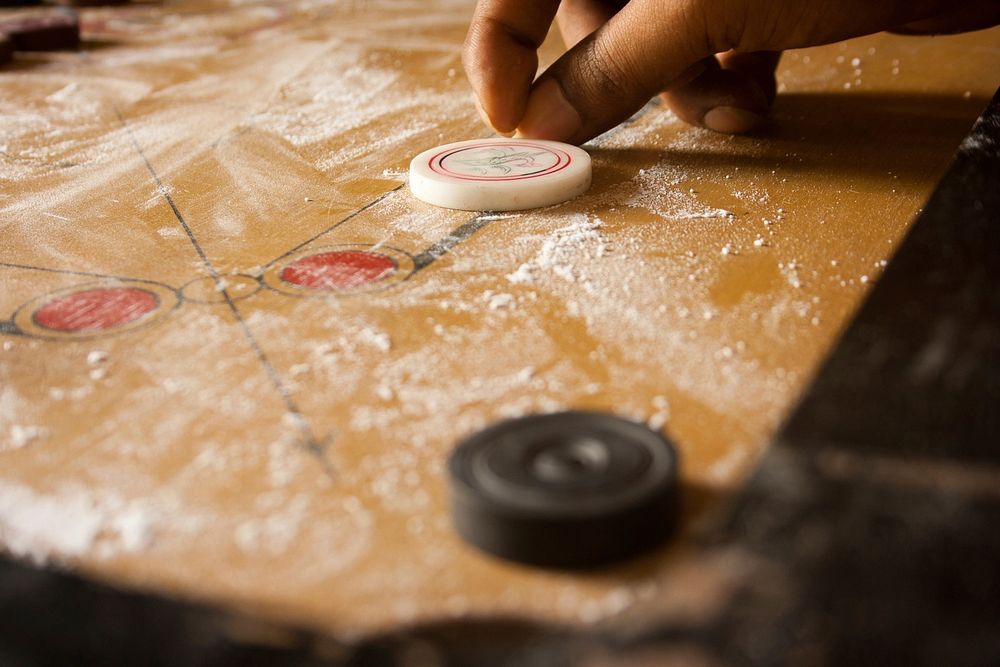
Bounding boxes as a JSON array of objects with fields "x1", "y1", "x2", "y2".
[{"x1": 448, "y1": 411, "x2": 680, "y2": 568}]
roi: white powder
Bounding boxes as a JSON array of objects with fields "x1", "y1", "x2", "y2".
[
  {"x1": 782, "y1": 261, "x2": 802, "y2": 289},
  {"x1": 358, "y1": 326, "x2": 392, "y2": 352},
  {"x1": 506, "y1": 214, "x2": 607, "y2": 288},
  {"x1": 606, "y1": 160, "x2": 735, "y2": 220},
  {"x1": 0, "y1": 482, "x2": 156, "y2": 563},
  {"x1": 505, "y1": 263, "x2": 535, "y2": 285},
  {"x1": 109, "y1": 505, "x2": 156, "y2": 553},
  {"x1": 648, "y1": 395, "x2": 671, "y2": 430},
  {"x1": 86, "y1": 350, "x2": 108, "y2": 366},
  {"x1": 485, "y1": 292, "x2": 515, "y2": 310},
  {"x1": 4, "y1": 425, "x2": 49, "y2": 452}
]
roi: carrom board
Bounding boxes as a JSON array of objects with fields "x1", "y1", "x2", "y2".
[{"x1": 1, "y1": 0, "x2": 999, "y2": 641}]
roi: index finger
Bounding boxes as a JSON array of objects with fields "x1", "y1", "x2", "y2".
[{"x1": 463, "y1": 0, "x2": 561, "y2": 134}]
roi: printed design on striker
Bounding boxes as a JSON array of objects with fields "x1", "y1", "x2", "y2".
[
  {"x1": 431, "y1": 142, "x2": 572, "y2": 181},
  {"x1": 452, "y1": 148, "x2": 551, "y2": 176}
]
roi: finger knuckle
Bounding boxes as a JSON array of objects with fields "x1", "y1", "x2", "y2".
[{"x1": 576, "y1": 37, "x2": 645, "y2": 105}]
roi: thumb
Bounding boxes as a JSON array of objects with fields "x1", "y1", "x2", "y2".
[{"x1": 518, "y1": 0, "x2": 717, "y2": 144}]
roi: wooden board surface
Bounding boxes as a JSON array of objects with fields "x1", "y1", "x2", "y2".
[{"x1": 1, "y1": 0, "x2": 999, "y2": 638}]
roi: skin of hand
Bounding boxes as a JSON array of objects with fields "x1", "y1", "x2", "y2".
[{"x1": 463, "y1": 0, "x2": 1000, "y2": 144}]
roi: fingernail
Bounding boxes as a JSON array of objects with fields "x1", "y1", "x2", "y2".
[
  {"x1": 473, "y1": 94, "x2": 515, "y2": 137},
  {"x1": 702, "y1": 106, "x2": 763, "y2": 134},
  {"x1": 516, "y1": 78, "x2": 582, "y2": 142}
]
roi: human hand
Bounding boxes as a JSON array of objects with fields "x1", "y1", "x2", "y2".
[{"x1": 463, "y1": 0, "x2": 1000, "y2": 144}]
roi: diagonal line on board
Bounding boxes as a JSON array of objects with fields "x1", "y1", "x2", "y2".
[
  {"x1": 0, "y1": 261, "x2": 165, "y2": 285},
  {"x1": 411, "y1": 212, "x2": 498, "y2": 272},
  {"x1": 262, "y1": 183, "x2": 405, "y2": 270},
  {"x1": 114, "y1": 108, "x2": 333, "y2": 477}
]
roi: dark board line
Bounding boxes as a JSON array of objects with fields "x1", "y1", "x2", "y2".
[
  {"x1": 0, "y1": 260, "x2": 152, "y2": 284},
  {"x1": 114, "y1": 108, "x2": 333, "y2": 477},
  {"x1": 411, "y1": 212, "x2": 497, "y2": 272},
  {"x1": 263, "y1": 184, "x2": 405, "y2": 270}
]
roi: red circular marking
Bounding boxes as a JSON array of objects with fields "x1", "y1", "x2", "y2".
[
  {"x1": 280, "y1": 250, "x2": 397, "y2": 290},
  {"x1": 34, "y1": 287, "x2": 160, "y2": 333},
  {"x1": 429, "y1": 142, "x2": 572, "y2": 182}
]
